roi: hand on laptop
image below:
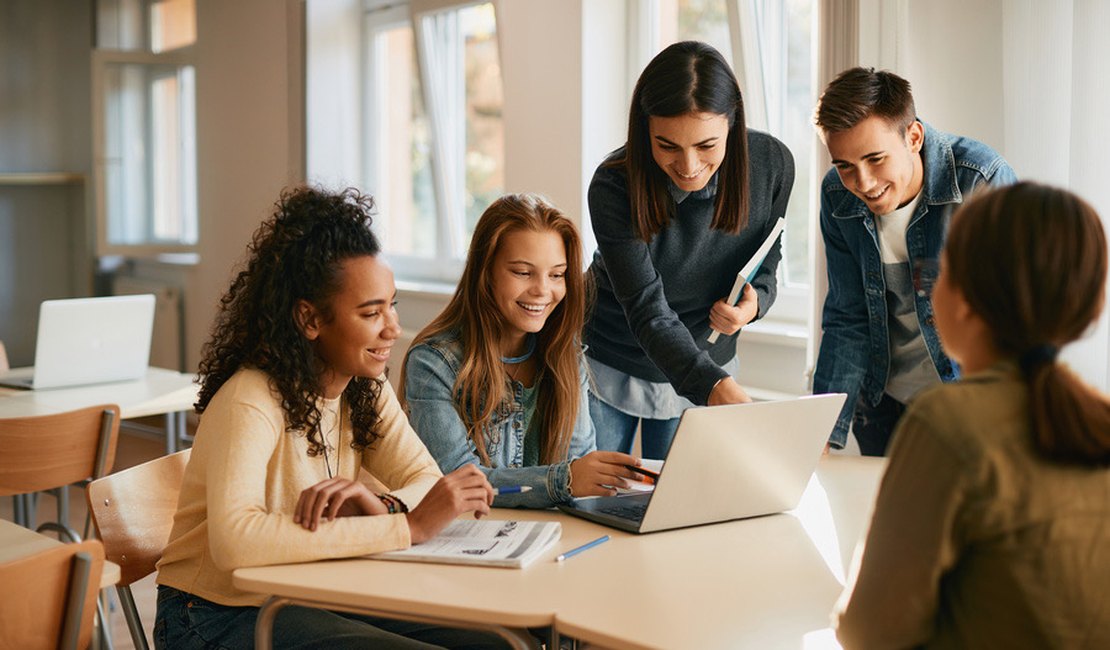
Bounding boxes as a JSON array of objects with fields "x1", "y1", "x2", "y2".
[{"x1": 569, "y1": 452, "x2": 641, "y2": 497}]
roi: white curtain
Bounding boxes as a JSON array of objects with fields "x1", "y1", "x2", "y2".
[{"x1": 413, "y1": 6, "x2": 467, "y2": 258}]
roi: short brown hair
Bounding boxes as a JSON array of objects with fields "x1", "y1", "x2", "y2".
[
  {"x1": 815, "y1": 67, "x2": 916, "y2": 136},
  {"x1": 944, "y1": 182, "x2": 1110, "y2": 465}
]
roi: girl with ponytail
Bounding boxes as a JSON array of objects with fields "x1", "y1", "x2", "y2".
[{"x1": 836, "y1": 182, "x2": 1110, "y2": 648}]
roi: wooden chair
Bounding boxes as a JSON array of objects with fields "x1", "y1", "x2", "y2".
[
  {"x1": 87, "y1": 449, "x2": 191, "y2": 650},
  {"x1": 0, "y1": 538, "x2": 106, "y2": 650},
  {"x1": 0, "y1": 404, "x2": 120, "y2": 534}
]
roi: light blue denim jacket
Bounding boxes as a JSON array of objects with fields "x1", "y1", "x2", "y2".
[
  {"x1": 813, "y1": 122, "x2": 1017, "y2": 448},
  {"x1": 403, "y1": 330, "x2": 596, "y2": 508}
]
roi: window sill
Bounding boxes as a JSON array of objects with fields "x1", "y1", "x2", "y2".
[{"x1": 396, "y1": 279, "x2": 457, "y2": 299}]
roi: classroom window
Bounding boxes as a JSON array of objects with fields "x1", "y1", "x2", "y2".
[
  {"x1": 359, "y1": 0, "x2": 505, "y2": 282},
  {"x1": 93, "y1": 0, "x2": 198, "y2": 254},
  {"x1": 651, "y1": 0, "x2": 817, "y2": 321}
]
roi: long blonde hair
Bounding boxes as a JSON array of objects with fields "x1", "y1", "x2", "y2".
[{"x1": 400, "y1": 194, "x2": 590, "y2": 465}]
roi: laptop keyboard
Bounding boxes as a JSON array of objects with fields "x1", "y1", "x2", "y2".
[{"x1": 595, "y1": 500, "x2": 648, "y2": 521}]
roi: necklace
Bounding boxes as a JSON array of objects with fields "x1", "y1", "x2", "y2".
[
  {"x1": 321, "y1": 399, "x2": 340, "y2": 479},
  {"x1": 500, "y1": 334, "x2": 536, "y2": 364}
]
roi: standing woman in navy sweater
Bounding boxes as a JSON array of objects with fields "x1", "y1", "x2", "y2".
[{"x1": 586, "y1": 41, "x2": 795, "y2": 457}]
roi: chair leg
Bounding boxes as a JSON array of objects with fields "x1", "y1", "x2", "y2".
[
  {"x1": 95, "y1": 591, "x2": 116, "y2": 650},
  {"x1": 50, "y1": 486, "x2": 71, "y2": 529},
  {"x1": 12, "y1": 495, "x2": 25, "y2": 527},
  {"x1": 25, "y1": 493, "x2": 39, "y2": 530},
  {"x1": 117, "y1": 585, "x2": 149, "y2": 650}
]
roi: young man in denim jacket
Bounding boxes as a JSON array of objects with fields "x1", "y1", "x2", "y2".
[{"x1": 812, "y1": 67, "x2": 1017, "y2": 455}]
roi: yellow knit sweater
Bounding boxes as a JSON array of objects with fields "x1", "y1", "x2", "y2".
[{"x1": 156, "y1": 368, "x2": 442, "y2": 606}]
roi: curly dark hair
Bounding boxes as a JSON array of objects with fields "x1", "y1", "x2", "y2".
[{"x1": 196, "y1": 186, "x2": 386, "y2": 456}]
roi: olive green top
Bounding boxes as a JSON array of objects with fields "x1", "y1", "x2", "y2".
[{"x1": 836, "y1": 360, "x2": 1110, "y2": 649}]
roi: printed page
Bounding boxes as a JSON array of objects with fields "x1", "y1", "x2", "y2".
[{"x1": 372, "y1": 519, "x2": 561, "y2": 569}]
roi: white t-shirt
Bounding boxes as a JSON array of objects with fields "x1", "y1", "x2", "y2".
[{"x1": 875, "y1": 193, "x2": 940, "y2": 404}]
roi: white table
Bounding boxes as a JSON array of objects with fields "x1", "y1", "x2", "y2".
[
  {"x1": 233, "y1": 456, "x2": 887, "y2": 650},
  {"x1": 0, "y1": 367, "x2": 198, "y2": 454}
]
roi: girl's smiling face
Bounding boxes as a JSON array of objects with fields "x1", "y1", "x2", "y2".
[
  {"x1": 490, "y1": 229, "x2": 567, "y2": 355},
  {"x1": 299, "y1": 255, "x2": 400, "y2": 397},
  {"x1": 648, "y1": 111, "x2": 730, "y2": 192}
]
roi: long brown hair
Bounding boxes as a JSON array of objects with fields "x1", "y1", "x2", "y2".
[
  {"x1": 944, "y1": 182, "x2": 1110, "y2": 464},
  {"x1": 399, "y1": 194, "x2": 590, "y2": 465},
  {"x1": 613, "y1": 40, "x2": 750, "y2": 241}
]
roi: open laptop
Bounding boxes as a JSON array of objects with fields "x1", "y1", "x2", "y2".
[
  {"x1": 558, "y1": 393, "x2": 847, "y2": 533},
  {"x1": 0, "y1": 294, "x2": 156, "y2": 390}
]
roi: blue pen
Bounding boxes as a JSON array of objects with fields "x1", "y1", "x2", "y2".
[
  {"x1": 555, "y1": 535, "x2": 610, "y2": 562},
  {"x1": 492, "y1": 485, "x2": 532, "y2": 495}
]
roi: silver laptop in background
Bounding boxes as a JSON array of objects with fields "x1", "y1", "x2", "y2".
[
  {"x1": 0, "y1": 294, "x2": 156, "y2": 390},
  {"x1": 559, "y1": 393, "x2": 847, "y2": 534}
]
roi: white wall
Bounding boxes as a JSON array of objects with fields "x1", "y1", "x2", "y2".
[
  {"x1": 186, "y1": 0, "x2": 306, "y2": 370},
  {"x1": 498, "y1": 0, "x2": 585, "y2": 223},
  {"x1": 855, "y1": 0, "x2": 1110, "y2": 392}
]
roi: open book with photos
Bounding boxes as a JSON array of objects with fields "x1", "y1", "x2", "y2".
[{"x1": 372, "y1": 519, "x2": 561, "y2": 569}]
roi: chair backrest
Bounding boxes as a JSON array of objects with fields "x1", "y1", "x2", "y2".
[
  {"x1": 0, "y1": 538, "x2": 105, "y2": 650},
  {"x1": 0, "y1": 339, "x2": 9, "y2": 371},
  {"x1": 86, "y1": 449, "x2": 191, "y2": 586},
  {"x1": 0, "y1": 404, "x2": 121, "y2": 496}
]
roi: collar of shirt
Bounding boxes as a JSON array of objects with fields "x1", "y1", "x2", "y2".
[{"x1": 666, "y1": 170, "x2": 720, "y2": 205}]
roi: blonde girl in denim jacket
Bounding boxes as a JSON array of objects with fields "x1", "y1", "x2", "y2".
[{"x1": 399, "y1": 194, "x2": 642, "y2": 508}]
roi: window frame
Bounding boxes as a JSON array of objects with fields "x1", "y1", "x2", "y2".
[
  {"x1": 360, "y1": 0, "x2": 502, "y2": 284},
  {"x1": 91, "y1": 46, "x2": 198, "y2": 257}
]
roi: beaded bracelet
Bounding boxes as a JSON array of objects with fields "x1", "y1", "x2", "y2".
[
  {"x1": 377, "y1": 494, "x2": 398, "y2": 515},
  {"x1": 566, "y1": 461, "x2": 575, "y2": 498},
  {"x1": 378, "y1": 493, "x2": 408, "y2": 514}
]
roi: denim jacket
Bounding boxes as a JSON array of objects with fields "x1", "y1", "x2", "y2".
[
  {"x1": 403, "y1": 330, "x2": 596, "y2": 508},
  {"x1": 814, "y1": 122, "x2": 1017, "y2": 448}
]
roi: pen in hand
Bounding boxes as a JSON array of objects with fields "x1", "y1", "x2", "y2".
[
  {"x1": 556, "y1": 535, "x2": 610, "y2": 562},
  {"x1": 623, "y1": 464, "x2": 661, "y2": 483},
  {"x1": 492, "y1": 486, "x2": 532, "y2": 495}
]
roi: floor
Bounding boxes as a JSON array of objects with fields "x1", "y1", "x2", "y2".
[{"x1": 1, "y1": 424, "x2": 170, "y2": 649}]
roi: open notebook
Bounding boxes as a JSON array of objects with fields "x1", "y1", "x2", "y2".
[{"x1": 372, "y1": 519, "x2": 561, "y2": 569}]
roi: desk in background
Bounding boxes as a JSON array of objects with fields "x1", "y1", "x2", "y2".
[
  {"x1": 0, "y1": 367, "x2": 198, "y2": 454},
  {"x1": 234, "y1": 456, "x2": 886, "y2": 650}
]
